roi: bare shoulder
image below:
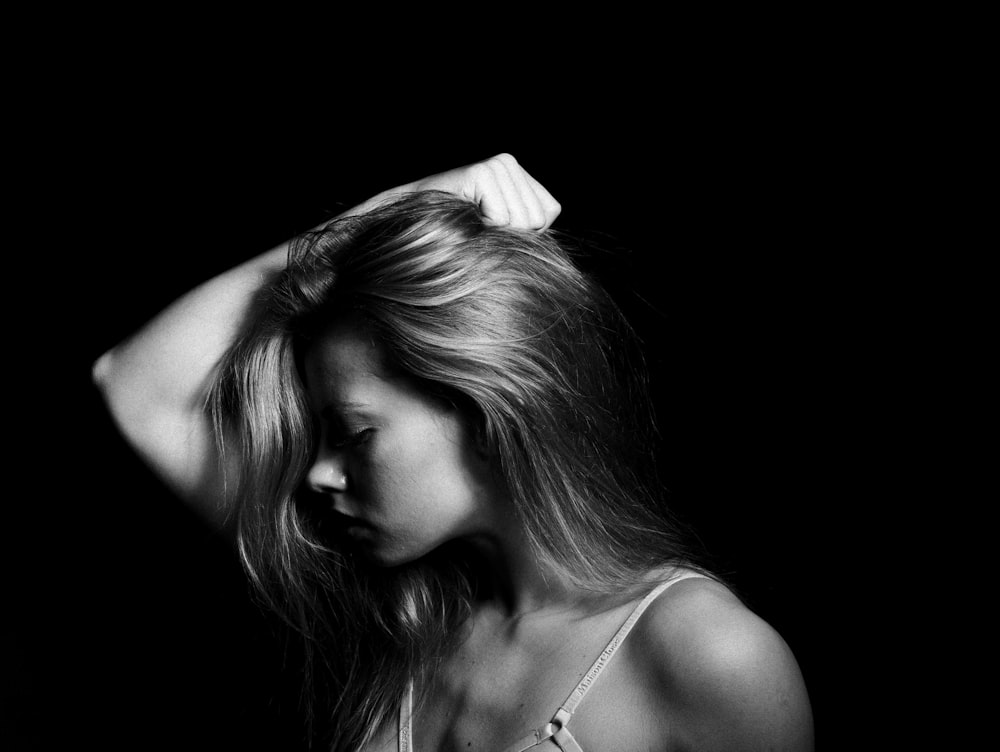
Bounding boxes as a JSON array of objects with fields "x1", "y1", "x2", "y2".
[{"x1": 631, "y1": 575, "x2": 814, "y2": 752}]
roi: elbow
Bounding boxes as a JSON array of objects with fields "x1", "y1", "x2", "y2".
[
  {"x1": 91, "y1": 349, "x2": 114, "y2": 392},
  {"x1": 92, "y1": 349, "x2": 129, "y2": 411}
]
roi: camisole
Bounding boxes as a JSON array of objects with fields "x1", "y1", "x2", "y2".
[{"x1": 398, "y1": 571, "x2": 707, "y2": 752}]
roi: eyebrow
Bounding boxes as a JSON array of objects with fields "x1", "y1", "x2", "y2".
[{"x1": 320, "y1": 402, "x2": 373, "y2": 419}]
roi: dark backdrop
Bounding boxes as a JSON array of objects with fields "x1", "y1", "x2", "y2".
[{"x1": 11, "y1": 95, "x2": 854, "y2": 750}]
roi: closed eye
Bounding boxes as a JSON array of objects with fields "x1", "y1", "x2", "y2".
[{"x1": 329, "y1": 427, "x2": 374, "y2": 450}]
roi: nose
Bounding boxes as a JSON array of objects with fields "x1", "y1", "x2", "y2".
[{"x1": 306, "y1": 448, "x2": 348, "y2": 495}]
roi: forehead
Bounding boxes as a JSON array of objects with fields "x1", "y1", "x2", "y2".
[{"x1": 302, "y1": 320, "x2": 388, "y2": 402}]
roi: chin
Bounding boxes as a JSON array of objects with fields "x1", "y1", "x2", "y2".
[
  {"x1": 342, "y1": 526, "x2": 455, "y2": 568},
  {"x1": 347, "y1": 538, "x2": 417, "y2": 568},
  {"x1": 369, "y1": 539, "x2": 447, "y2": 569}
]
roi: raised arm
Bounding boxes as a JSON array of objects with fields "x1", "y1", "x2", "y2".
[{"x1": 91, "y1": 154, "x2": 559, "y2": 527}]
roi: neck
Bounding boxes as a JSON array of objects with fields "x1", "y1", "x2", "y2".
[{"x1": 460, "y1": 511, "x2": 590, "y2": 619}]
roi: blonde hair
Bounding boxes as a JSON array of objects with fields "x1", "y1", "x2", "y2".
[{"x1": 210, "y1": 192, "x2": 705, "y2": 749}]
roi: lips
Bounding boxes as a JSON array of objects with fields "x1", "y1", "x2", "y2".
[
  {"x1": 343, "y1": 524, "x2": 374, "y2": 541},
  {"x1": 329, "y1": 510, "x2": 374, "y2": 539}
]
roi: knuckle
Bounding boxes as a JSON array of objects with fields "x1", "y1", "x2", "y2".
[
  {"x1": 492, "y1": 152, "x2": 517, "y2": 168},
  {"x1": 468, "y1": 162, "x2": 490, "y2": 183}
]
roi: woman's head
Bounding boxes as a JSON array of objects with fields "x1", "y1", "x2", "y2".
[
  {"x1": 211, "y1": 190, "x2": 704, "y2": 747},
  {"x1": 267, "y1": 190, "x2": 697, "y2": 584}
]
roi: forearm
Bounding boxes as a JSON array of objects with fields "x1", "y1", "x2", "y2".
[
  {"x1": 91, "y1": 187, "x2": 404, "y2": 508},
  {"x1": 93, "y1": 183, "x2": 412, "y2": 406},
  {"x1": 93, "y1": 243, "x2": 286, "y2": 413}
]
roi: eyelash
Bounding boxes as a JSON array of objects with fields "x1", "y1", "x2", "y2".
[{"x1": 329, "y1": 427, "x2": 373, "y2": 450}]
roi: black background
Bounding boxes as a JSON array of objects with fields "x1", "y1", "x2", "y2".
[{"x1": 7, "y1": 67, "x2": 875, "y2": 750}]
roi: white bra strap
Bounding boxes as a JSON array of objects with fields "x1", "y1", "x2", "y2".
[
  {"x1": 557, "y1": 572, "x2": 708, "y2": 717},
  {"x1": 399, "y1": 680, "x2": 413, "y2": 752},
  {"x1": 401, "y1": 572, "x2": 709, "y2": 751}
]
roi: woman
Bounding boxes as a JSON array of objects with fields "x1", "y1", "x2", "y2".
[{"x1": 93, "y1": 154, "x2": 813, "y2": 751}]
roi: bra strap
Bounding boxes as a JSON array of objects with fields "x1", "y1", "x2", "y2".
[
  {"x1": 399, "y1": 680, "x2": 413, "y2": 752},
  {"x1": 405, "y1": 572, "x2": 708, "y2": 752},
  {"x1": 556, "y1": 571, "x2": 707, "y2": 718}
]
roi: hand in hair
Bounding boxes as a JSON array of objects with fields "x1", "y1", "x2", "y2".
[
  {"x1": 402, "y1": 153, "x2": 561, "y2": 231},
  {"x1": 91, "y1": 153, "x2": 559, "y2": 527}
]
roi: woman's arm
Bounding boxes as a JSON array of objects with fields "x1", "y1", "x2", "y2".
[{"x1": 92, "y1": 153, "x2": 559, "y2": 526}]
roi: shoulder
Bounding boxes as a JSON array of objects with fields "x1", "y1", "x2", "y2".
[{"x1": 630, "y1": 574, "x2": 814, "y2": 752}]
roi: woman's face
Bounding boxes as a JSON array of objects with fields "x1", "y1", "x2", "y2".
[{"x1": 302, "y1": 320, "x2": 499, "y2": 566}]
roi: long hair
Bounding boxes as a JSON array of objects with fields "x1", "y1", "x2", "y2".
[{"x1": 209, "y1": 191, "x2": 706, "y2": 750}]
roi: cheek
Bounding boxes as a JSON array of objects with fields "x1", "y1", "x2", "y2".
[{"x1": 367, "y1": 425, "x2": 481, "y2": 526}]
